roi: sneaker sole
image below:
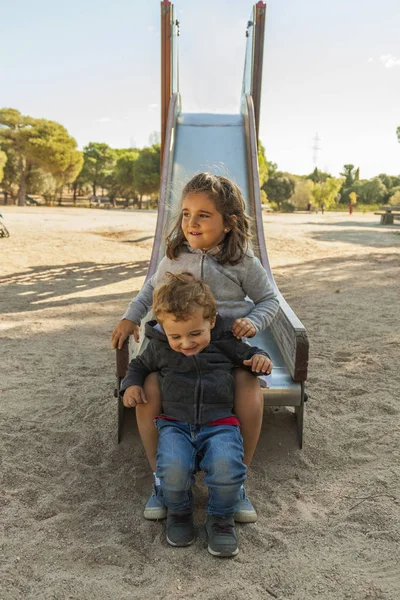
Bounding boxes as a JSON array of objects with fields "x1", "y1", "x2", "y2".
[
  {"x1": 143, "y1": 507, "x2": 167, "y2": 520},
  {"x1": 233, "y1": 511, "x2": 257, "y2": 523},
  {"x1": 207, "y1": 545, "x2": 239, "y2": 557},
  {"x1": 166, "y1": 535, "x2": 195, "y2": 547}
]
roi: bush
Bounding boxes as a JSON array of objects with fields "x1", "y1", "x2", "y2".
[{"x1": 281, "y1": 201, "x2": 295, "y2": 213}]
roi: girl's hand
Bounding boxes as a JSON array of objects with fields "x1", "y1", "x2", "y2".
[
  {"x1": 243, "y1": 354, "x2": 273, "y2": 374},
  {"x1": 123, "y1": 385, "x2": 147, "y2": 408},
  {"x1": 232, "y1": 318, "x2": 256, "y2": 339},
  {"x1": 111, "y1": 319, "x2": 140, "y2": 349}
]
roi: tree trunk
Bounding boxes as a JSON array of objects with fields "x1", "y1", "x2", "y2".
[
  {"x1": 92, "y1": 183, "x2": 96, "y2": 197},
  {"x1": 139, "y1": 194, "x2": 142, "y2": 210},
  {"x1": 17, "y1": 161, "x2": 27, "y2": 206},
  {"x1": 4, "y1": 192, "x2": 8, "y2": 205},
  {"x1": 73, "y1": 181, "x2": 77, "y2": 206}
]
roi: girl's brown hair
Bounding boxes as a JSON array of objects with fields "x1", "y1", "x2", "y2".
[
  {"x1": 166, "y1": 172, "x2": 252, "y2": 265},
  {"x1": 153, "y1": 272, "x2": 217, "y2": 322}
]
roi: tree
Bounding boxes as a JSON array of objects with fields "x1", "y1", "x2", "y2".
[
  {"x1": 396, "y1": 126, "x2": 400, "y2": 142},
  {"x1": 0, "y1": 146, "x2": 19, "y2": 203},
  {"x1": 0, "y1": 108, "x2": 82, "y2": 205},
  {"x1": 113, "y1": 149, "x2": 140, "y2": 202},
  {"x1": 356, "y1": 178, "x2": 387, "y2": 205},
  {"x1": 133, "y1": 144, "x2": 160, "y2": 208},
  {"x1": 290, "y1": 178, "x2": 314, "y2": 210},
  {"x1": 257, "y1": 141, "x2": 268, "y2": 188},
  {"x1": 25, "y1": 118, "x2": 83, "y2": 203},
  {"x1": 0, "y1": 108, "x2": 36, "y2": 205},
  {"x1": 311, "y1": 177, "x2": 344, "y2": 210},
  {"x1": 340, "y1": 164, "x2": 357, "y2": 186},
  {"x1": 307, "y1": 168, "x2": 331, "y2": 183},
  {"x1": 80, "y1": 142, "x2": 115, "y2": 196},
  {"x1": 263, "y1": 171, "x2": 296, "y2": 210},
  {"x1": 389, "y1": 190, "x2": 400, "y2": 206},
  {"x1": 0, "y1": 149, "x2": 6, "y2": 183},
  {"x1": 339, "y1": 164, "x2": 360, "y2": 205},
  {"x1": 349, "y1": 191, "x2": 357, "y2": 205}
]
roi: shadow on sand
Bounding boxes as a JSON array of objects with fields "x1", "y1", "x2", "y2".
[{"x1": 0, "y1": 260, "x2": 149, "y2": 313}]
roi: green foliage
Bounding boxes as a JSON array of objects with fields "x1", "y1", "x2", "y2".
[
  {"x1": 81, "y1": 142, "x2": 115, "y2": 196},
  {"x1": 397, "y1": 126, "x2": 400, "y2": 143},
  {"x1": 0, "y1": 107, "x2": 82, "y2": 205},
  {"x1": 257, "y1": 141, "x2": 268, "y2": 188},
  {"x1": 0, "y1": 146, "x2": 19, "y2": 201},
  {"x1": 263, "y1": 171, "x2": 296, "y2": 210},
  {"x1": 113, "y1": 149, "x2": 140, "y2": 200},
  {"x1": 260, "y1": 189, "x2": 268, "y2": 205},
  {"x1": 311, "y1": 177, "x2": 344, "y2": 209},
  {"x1": 281, "y1": 201, "x2": 295, "y2": 212},
  {"x1": 338, "y1": 164, "x2": 361, "y2": 205},
  {"x1": 26, "y1": 119, "x2": 83, "y2": 199},
  {"x1": 307, "y1": 167, "x2": 331, "y2": 183},
  {"x1": 340, "y1": 164, "x2": 357, "y2": 186},
  {"x1": 388, "y1": 190, "x2": 400, "y2": 206},
  {"x1": 0, "y1": 149, "x2": 6, "y2": 183},
  {"x1": 356, "y1": 177, "x2": 387, "y2": 205},
  {"x1": 349, "y1": 191, "x2": 357, "y2": 205},
  {"x1": 133, "y1": 144, "x2": 160, "y2": 206},
  {"x1": 290, "y1": 179, "x2": 314, "y2": 210}
]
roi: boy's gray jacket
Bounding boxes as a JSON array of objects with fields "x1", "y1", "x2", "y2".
[
  {"x1": 121, "y1": 317, "x2": 269, "y2": 425},
  {"x1": 123, "y1": 245, "x2": 279, "y2": 332}
]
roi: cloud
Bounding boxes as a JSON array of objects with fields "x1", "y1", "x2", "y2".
[
  {"x1": 148, "y1": 103, "x2": 159, "y2": 110},
  {"x1": 367, "y1": 57, "x2": 373, "y2": 63},
  {"x1": 380, "y1": 54, "x2": 400, "y2": 68}
]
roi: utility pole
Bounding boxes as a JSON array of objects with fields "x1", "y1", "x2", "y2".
[{"x1": 312, "y1": 132, "x2": 321, "y2": 169}]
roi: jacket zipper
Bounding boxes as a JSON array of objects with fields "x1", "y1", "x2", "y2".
[
  {"x1": 193, "y1": 355, "x2": 202, "y2": 424},
  {"x1": 200, "y1": 253, "x2": 205, "y2": 280}
]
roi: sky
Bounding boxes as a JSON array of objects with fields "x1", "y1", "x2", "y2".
[{"x1": 1, "y1": 0, "x2": 399, "y2": 178}]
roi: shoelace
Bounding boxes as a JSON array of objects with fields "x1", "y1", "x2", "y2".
[{"x1": 212, "y1": 523, "x2": 234, "y2": 535}]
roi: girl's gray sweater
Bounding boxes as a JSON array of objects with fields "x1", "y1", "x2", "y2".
[{"x1": 123, "y1": 245, "x2": 279, "y2": 332}]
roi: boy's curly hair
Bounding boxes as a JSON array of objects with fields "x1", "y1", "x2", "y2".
[
  {"x1": 153, "y1": 272, "x2": 217, "y2": 322},
  {"x1": 166, "y1": 172, "x2": 252, "y2": 265}
]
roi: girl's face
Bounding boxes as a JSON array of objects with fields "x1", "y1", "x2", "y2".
[{"x1": 181, "y1": 192, "x2": 228, "y2": 251}]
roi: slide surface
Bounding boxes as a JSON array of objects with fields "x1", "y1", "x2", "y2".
[{"x1": 138, "y1": 100, "x2": 303, "y2": 404}]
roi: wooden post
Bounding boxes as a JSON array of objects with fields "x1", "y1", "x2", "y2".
[
  {"x1": 251, "y1": 1, "x2": 266, "y2": 145},
  {"x1": 161, "y1": 1, "x2": 173, "y2": 168}
]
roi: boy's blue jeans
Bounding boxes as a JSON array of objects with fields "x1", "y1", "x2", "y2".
[{"x1": 155, "y1": 419, "x2": 247, "y2": 517}]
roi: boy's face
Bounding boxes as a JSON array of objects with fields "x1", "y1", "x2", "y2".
[{"x1": 161, "y1": 308, "x2": 216, "y2": 356}]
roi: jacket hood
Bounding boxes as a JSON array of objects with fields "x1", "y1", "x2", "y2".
[{"x1": 182, "y1": 241, "x2": 255, "y2": 259}]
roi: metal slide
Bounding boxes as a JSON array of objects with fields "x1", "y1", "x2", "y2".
[{"x1": 116, "y1": 4, "x2": 309, "y2": 446}]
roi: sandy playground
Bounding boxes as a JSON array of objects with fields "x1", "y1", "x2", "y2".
[{"x1": 0, "y1": 206, "x2": 399, "y2": 600}]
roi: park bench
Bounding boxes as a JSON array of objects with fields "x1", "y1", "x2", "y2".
[
  {"x1": 89, "y1": 196, "x2": 112, "y2": 208},
  {"x1": 375, "y1": 205, "x2": 400, "y2": 225}
]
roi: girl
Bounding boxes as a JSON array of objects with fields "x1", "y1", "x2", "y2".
[{"x1": 111, "y1": 172, "x2": 279, "y2": 522}]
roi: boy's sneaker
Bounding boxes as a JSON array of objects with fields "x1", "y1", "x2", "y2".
[
  {"x1": 233, "y1": 487, "x2": 257, "y2": 523},
  {"x1": 205, "y1": 515, "x2": 239, "y2": 557},
  {"x1": 143, "y1": 484, "x2": 167, "y2": 520},
  {"x1": 166, "y1": 509, "x2": 195, "y2": 547}
]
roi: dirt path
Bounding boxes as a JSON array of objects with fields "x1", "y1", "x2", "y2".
[{"x1": 1, "y1": 207, "x2": 399, "y2": 600}]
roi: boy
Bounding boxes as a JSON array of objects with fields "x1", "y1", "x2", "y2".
[{"x1": 121, "y1": 273, "x2": 272, "y2": 557}]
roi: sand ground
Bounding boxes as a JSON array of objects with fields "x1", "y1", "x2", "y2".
[{"x1": 1, "y1": 207, "x2": 399, "y2": 600}]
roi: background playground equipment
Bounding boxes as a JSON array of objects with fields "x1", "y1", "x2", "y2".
[
  {"x1": 115, "y1": 1, "x2": 309, "y2": 447},
  {"x1": 0, "y1": 212, "x2": 10, "y2": 237}
]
